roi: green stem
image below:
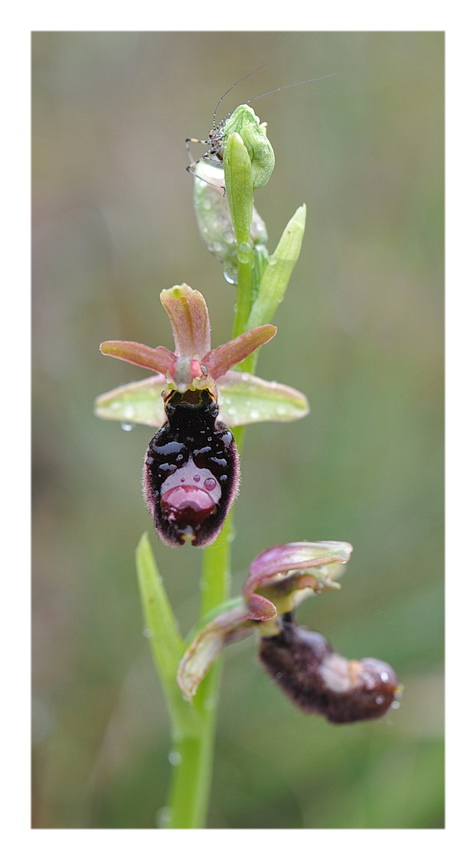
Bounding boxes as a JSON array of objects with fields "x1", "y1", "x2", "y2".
[
  {"x1": 232, "y1": 255, "x2": 253, "y2": 338},
  {"x1": 163, "y1": 513, "x2": 233, "y2": 829},
  {"x1": 165, "y1": 663, "x2": 222, "y2": 828},
  {"x1": 164, "y1": 128, "x2": 256, "y2": 829},
  {"x1": 163, "y1": 269, "x2": 251, "y2": 827}
]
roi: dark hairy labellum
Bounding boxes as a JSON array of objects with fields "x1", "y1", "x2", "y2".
[
  {"x1": 143, "y1": 388, "x2": 239, "y2": 547},
  {"x1": 259, "y1": 614, "x2": 400, "y2": 724}
]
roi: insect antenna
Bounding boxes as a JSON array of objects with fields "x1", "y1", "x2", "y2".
[
  {"x1": 210, "y1": 64, "x2": 268, "y2": 130},
  {"x1": 185, "y1": 65, "x2": 268, "y2": 187},
  {"x1": 246, "y1": 72, "x2": 335, "y2": 106}
]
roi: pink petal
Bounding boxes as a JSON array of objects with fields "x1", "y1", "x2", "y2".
[
  {"x1": 100, "y1": 341, "x2": 175, "y2": 374},
  {"x1": 160, "y1": 284, "x2": 211, "y2": 358},
  {"x1": 203, "y1": 324, "x2": 277, "y2": 379}
]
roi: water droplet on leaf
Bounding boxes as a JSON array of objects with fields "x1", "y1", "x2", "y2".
[
  {"x1": 168, "y1": 750, "x2": 182, "y2": 766},
  {"x1": 157, "y1": 806, "x2": 172, "y2": 827}
]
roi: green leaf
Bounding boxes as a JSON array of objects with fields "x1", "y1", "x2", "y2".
[
  {"x1": 136, "y1": 534, "x2": 199, "y2": 737},
  {"x1": 246, "y1": 204, "x2": 307, "y2": 328},
  {"x1": 136, "y1": 533, "x2": 184, "y2": 679}
]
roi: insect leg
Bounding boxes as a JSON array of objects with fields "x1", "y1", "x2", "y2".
[{"x1": 185, "y1": 136, "x2": 211, "y2": 164}]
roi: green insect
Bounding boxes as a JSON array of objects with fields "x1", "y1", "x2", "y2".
[{"x1": 186, "y1": 70, "x2": 334, "y2": 191}]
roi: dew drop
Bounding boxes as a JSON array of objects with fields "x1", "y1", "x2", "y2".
[
  {"x1": 142, "y1": 628, "x2": 152, "y2": 638},
  {"x1": 223, "y1": 266, "x2": 238, "y2": 285},
  {"x1": 237, "y1": 242, "x2": 252, "y2": 264},
  {"x1": 121, "y1": 422, "x2": 136, "y2": 431},
  {"x1": 249, "y1": 409, "x2": 260, "y2": 420},
  {"x1": 168, "y1": 750, "x2": 182, "y2": 766},
  {"x1": 157, "y1": 806, "x2": 172, "y2": 828}
]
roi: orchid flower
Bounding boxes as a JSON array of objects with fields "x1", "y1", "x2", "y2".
[
  {"x1": 95, "y1": 284, "x2": 309, "y2": 547},
  {"x1": 178, "y1": 541, "x2": 401, "y2": 723}
]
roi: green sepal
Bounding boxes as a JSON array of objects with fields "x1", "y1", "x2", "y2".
[
  {"x1": 247, "y1": 204, "x2": 307, "y2": 329},
  {"x1": 184, "y1": 595, "x2": 245, "y2": 648},
  {"x1": 217, "y1": 371, "x2": 309, "y2": 426},
  {"x1": 94, "y1": 370, "x2": 308, "y2": 429},
  {"x1": 177, "y1": 599, "x2": 254, "y2": 701},
  {"x1": 94, "y1": 374, "x2": 167, "y2": 428}
]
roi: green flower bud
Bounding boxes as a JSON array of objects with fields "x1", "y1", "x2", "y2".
[{"x1": 222, "y1": 104, "x2": 275, "y2": 189}]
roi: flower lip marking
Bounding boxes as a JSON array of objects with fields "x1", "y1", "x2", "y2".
[{"x1": 160, "y1": 459, "x2": 221, "y2": 526}]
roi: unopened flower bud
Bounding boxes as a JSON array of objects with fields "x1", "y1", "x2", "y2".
[{"x1": 223, "y1": 105, "x2": 275, "y2": 189}]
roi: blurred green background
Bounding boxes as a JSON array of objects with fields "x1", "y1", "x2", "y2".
[{"x1": 32, "y1": 31, "x2": 444, "y2": 829}]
